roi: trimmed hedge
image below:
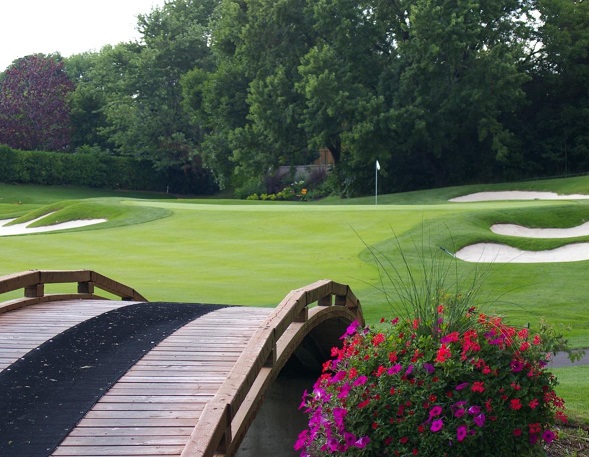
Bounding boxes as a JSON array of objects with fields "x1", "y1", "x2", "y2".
[{"x1": 0, "y1": 145, "x2": 216, "y2": 194}]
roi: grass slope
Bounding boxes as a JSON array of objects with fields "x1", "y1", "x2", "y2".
[{"x1": 0, "y1": 178, "x2": 588, "y2": 423}]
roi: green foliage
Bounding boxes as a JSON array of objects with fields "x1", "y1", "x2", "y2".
[{"x1": 0, "y1": 145, "x2": 171, "y2": 191}]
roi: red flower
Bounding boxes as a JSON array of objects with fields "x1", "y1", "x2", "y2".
[
  {"x1": 372, "y1": 333, "x2": 385, "y2": 346},
  {"x1": 510, "y1": 398, "x2": 522, "y2": 410},
  {"x1": 358, "y1": 399, "x2": 370, "y2": 409},
  {"x1": 529, "y1": 398, "x2": 539, "y2": 409},
  {"x1": 471, "y1": 381, "x2": 485, "y2": 393},
  {"x1": 435, "y1": 343, "x2": 452, "y2": 363}
]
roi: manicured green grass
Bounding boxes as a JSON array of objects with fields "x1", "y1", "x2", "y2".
[
  {"x1": 1, "y1": 177, "x2": 589, "y2": 422},
  {"x1": 552, "y1": 366, "x2": 589, "y2": 424}
]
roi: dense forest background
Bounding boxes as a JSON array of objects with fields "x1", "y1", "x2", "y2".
[{"x1": 0, "y1": 0, "x2": 588, "y2": 197}]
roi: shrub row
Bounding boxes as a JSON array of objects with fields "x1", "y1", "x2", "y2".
[{"x1": 0, "y1": 145, "x2": 216, "y2": 194}]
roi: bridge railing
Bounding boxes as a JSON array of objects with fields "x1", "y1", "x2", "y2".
[
  {"x1": 0, "y1": 269, "x2": 147, "y2": 314},
  {"x1": 182, "y1": 279, "x2": 363, "y2": 457}
]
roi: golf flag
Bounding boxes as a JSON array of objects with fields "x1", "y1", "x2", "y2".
[{"x1": 376, "y1": 160, "x2": 381, "y2": 171}]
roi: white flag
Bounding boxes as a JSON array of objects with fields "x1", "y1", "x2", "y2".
[{"x1": 376, "y1": 160, "x2": 381, "y2": 171}]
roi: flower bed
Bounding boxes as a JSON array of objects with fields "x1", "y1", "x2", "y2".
[{"x1": 296, "y1": 305, "x2": 567, "y2": 456}]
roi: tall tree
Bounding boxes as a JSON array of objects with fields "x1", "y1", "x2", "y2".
[
  {"x1": 183, "y1": 0, "x2": 317, "y2": 192},
  {"x1": 0, "y1": 54, "x2": 74, "y2": 151},
  {"x1": 517, "y1": 0, "x2": 589, "y2": 176}
]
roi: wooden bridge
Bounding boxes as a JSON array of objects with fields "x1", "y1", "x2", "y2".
[{"x1": 0, "y1": 270, "x2": 363, "y2": 457}]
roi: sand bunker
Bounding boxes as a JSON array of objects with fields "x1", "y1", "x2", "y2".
[
  {"x1": 450, "y1": 191, "x2": 589, "y2": 202},
  {"x1": 450, "y1": 190, "x2": 589, "y2": 262},
  {"x1": 456, "y1": 242, "x2": 589, "y2": 263},
  {"x1": 491, "y1": 221, "x2": 589, "y2": 238},
  {"x1": 0, "y1": 214, "x2": 106, "y2": 237}
]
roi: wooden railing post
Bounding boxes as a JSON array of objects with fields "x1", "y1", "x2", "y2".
[
  {"x1": 25, "y1": 283, "x2": 44, "y2": 298},
  {"x1": 77, "y1": 281, "x2": 94, "y2": 295}
]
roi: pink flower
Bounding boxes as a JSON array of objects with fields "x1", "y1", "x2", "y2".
[
  {"x1": 455, "y1": 382, "x2": 469, "y2": 391},
  {"x1": 468, "y1": 405, "x2": 481, "y2": 415},
  {"x1": 423, "y1": 363, "x2": 435, "y2": 374},
  {"x1": 294, "y1": 429, "x2": 309, "y2": 450},
  {"x1": 333, "y1": 407, "x2": 347, "y2": 429},
  {"x1": 354, "y1": 375, "x2": 368, "y2": 386},
  {"x1": 387, "y1": 364, "x2": 403, "y2": 375},
  {"x1": 456, "y1": 425, "x2": 468, "y2": 442},
  {"x1": 510, "y1": 359, "x2": 524, "y2": 372},
  {"x1": 341, "y1": 320, "x2": 360, "y2": 338},
  {"x1": 337, "y1": 382, "x2": 351, "y2": 399},
  {"x1": 473, "y1": 413, "x2": 486, "y2": 427},
  {"x1": 354, "y1": 436, "x2": 370, "y2": 449},
  {"x1": 430, "y1": 419, "x2": 444, "y2": 432},
  {"x1": 542, "y1": 429, "x2": 556, "y2": 444},
  {"x1": 429, "y1": 405, "x2": 443, "y2": 418},
  {"x1": 441, "y1": 332, "x2": 460, "y2": 343}
]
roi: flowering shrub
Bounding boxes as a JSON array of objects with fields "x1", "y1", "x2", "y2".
[{"x1": 295, "y1": 305, "x2": 567, "y2": 456}]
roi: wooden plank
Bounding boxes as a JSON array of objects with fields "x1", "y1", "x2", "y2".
[
  {"x1": 75, "y1": 418, "x2": 198, "y2": 427},
  {"x1": 92, "y1": 403, "x2": 206, "y2": 412},
  {"x1": 39, "y1": 270, "x2": 92, "y2": 284},
  {"x1": 0, "y1": 270, "x2": 40, "y2": 294},
  {"x1": 97, "y1": 391, "x2": 213, "y2": 400},
  {"x1": 68, "y1": 427, "x2": 195, "y2": 437},
  {"x1": 53, "y1": 444, "x2": 185, "y2": 455},
  {"x1": 83, "y1": 411, "x2": 200, "y2": 420},
  {"x1": 59, "y1": 436, "x2": 188, "y2": 446}
]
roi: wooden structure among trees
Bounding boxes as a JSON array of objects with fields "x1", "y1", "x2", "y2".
[{"x1": 0, "y1": 270, "x2": 363, "y2": 457}]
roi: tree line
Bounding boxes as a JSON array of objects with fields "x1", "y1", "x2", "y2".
[{"x1": 0, "y1": 0, "x2": 587, "y2": 197}]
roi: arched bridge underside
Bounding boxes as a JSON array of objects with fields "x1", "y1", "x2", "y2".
[{"x1": 0, "y1": 270, "x2": 363, "y2": 457}]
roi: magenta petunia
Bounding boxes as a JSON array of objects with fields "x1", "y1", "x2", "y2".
[
  {"x1": 353, "y1": 375, "x2": 368, "y2": 386},
  {"x1": 456, "y1": 425, "x2": 468, "y2": 442},
  {"x1": 354, "y1": 436, "x2": 371, "y2": 449},
  {"x1": 542, "y1": 429, "x2": 556, "y2": 444},
  {"x1": 429, "y1": 405, "x2": 443, "y2": 418},
  {"x1": 473, "y1": 413, "x2": 486, "y2": 427},
  {"x1": 387, "y1": 364, "x2": 403, "y2": 375},
  {"x1": 344, "y1": 320, "x2": 360, "y2": 337},
  {"x1": 468, "y1": 405, "x2": 481, "y2": 415},
  {"x1": 423, "y1": 363, "x2": 435, "y2": 374},
  {"x1": 430, "y1": 419, "x2": 444, "y2": 432}
]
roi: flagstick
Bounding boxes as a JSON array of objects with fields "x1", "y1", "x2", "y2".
[{"x1": 375, "y1": 161, "x2": 378, "y2": 205}]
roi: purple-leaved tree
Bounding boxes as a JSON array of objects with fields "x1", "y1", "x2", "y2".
[{"x1": 0, "y1": 54, "x2": 74, "y2": 151}]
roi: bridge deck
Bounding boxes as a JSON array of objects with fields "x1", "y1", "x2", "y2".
[
  {"x1": 0, "y1": 299, "x2": 135, "y2": 372},
  {"x1": 52, "y1": 306, "x2": 272, "y2": 457},
  {"x1": 0, "y1": 300, "x2": 273, "y2": 457},
  {"x1": 0, "y1": 274, "x2": 362, "y2": 457}
]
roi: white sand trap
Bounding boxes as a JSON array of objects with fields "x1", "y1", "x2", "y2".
[
  {"x1": 450, "y1": 191, "x2": 589, "y2": 202},
  {"x1": 456, "y1": 242, "x2": 589, "y2": 263},
  {"x1": 491, "y1": 221, "x2": 589, "y2": 238},
  {"x1": 0, "y1": 214, "x2": 106, "y2": 237}
]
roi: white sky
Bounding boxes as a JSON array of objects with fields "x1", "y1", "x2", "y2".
[{"x1": 0, "y1": 0, "x2": 167, "y2": 72}]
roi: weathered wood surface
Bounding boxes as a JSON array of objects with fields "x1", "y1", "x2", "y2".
[
  {"x1": 0, "y1": 299, "x2": 136, "y2": 372},
  {"x1": 1, "y1": 278, "x2": 362, "y2": 457},
  {"x1": 0, "y1": 269, "x2": 147, "y2": 314},
  {"x1": 51, "y1": 307, "x2": 273, "y2": 457}
]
